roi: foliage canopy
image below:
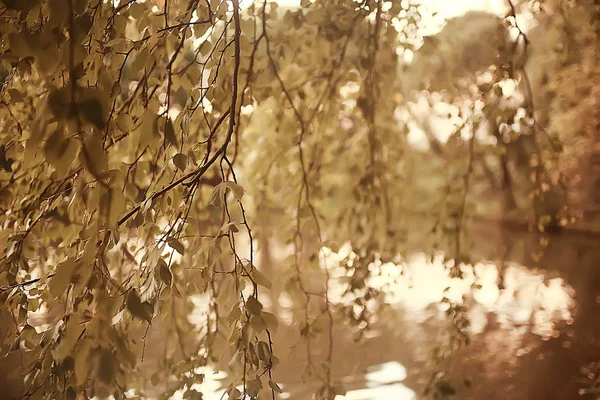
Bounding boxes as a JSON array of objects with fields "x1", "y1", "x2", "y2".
[{"x1": 0, "y1": 0, "x2": 598, "y2": 399}]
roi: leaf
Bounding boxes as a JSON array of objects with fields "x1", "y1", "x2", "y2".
[
  {"x1": 8, "y1": 32, "x2": 33, "y2": 58},
  {"x1": 79, "y1": 88, "x2": 109, "y2": 129},
  {"x1": 81, "y1": 132, "x2": 107, "y2": 177},
  {"x1": 247, "y1": 377, "x2": 262, "y2": 397},
  {"x1": 269, "y1": 379, "x2": 283, "y2": 393},
  {"x1": 74, "y1": 339, "x2": 92, "y2": 385},
  {"x1": 250, "y1": 268, "x2": 272, "y2": 290},
  {"x1": 257, "y1": 341, "x2": 271, "y2": 362},
  {"x1": 8, "y1": 89, "x2": 24, "y2": 103},
  {"x1": 159, "y1": 263, "x2": 172, "y2": 286},
  {"x1": 137, "y1": 109, "x2": 158, "y2": 146},
  {"x1": 332, "y1": 384, "x2": 347, "y2": 396},
  {"x1": 48, "y1": 87, "x2": 71, "y2": 119},
  {"x1": 106, "y1": 188, "x2": 126, "y2": 226},
  {"x1": 44, "y1": 128, "x2": 79, "y2": 176},
  {"x1": 53, "y1": 317, "x2": 85, "y2": 362},
  {"x1": 261, "y1": 311, "x2": 278, "y2": 333},
  {"x1": 173, "y1": 153, "x2": 187, "y2": 171},
  {"x1": 131, "y1": 47, "x2": 149, "y2": 72},
  {"x1": 126, "y1": 291, "x2": 153, "y2": 323},
  {"x1": 250, "y1": 315, "x2": 266, "y2": 333},
  {"x1": 167, "y1": 237, "x2": 185, "y2": 255},
  {"x1": 97, "y1": 348, "x2": 116, "y2": 385},
  {"x1": 222, "y1": 222, "x2": 239, "y2": 233},
  {"x1": 49, "y1": 259, "x2": 77, "y2": 298},
  {"x1": 65, "y1": 386, "x2": 76, "y2": 400},
  {"x1": 227, "y1": 387, "x2": 242, "y2": 400},
  {"x1": 246, "y1": 296, "x2": 263, "y2": 316},
  {"x1": 224, "y1": 181, "x2": 244, "y2": 200},
  {"x1": 0, "y1": 145, "x2": 15, "y2": 172},
  {"x1": 141, "y1": 302, "x2": 154, "y2": 321},
  {"x1": 48, "y1": 0, "x2": 68, "y2": 26},
  {"x1": 74, "y1": 13, "x2": 93, "y2": 43},
  {"x1": 164, "y1": 118, "x2": 178, "y2": 147}
]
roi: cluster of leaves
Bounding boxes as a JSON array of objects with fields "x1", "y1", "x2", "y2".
[{"x1": 0, "y1": 0, "x2": 281, "y2": 398}]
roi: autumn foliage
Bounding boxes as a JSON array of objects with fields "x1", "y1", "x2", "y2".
[{"x1": 0, "y1": 0, "x2": 598, "y2": 399}]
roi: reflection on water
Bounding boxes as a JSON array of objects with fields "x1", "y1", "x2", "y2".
[
  {"x1": 342, "y1": 362, "x2": 415, "y2": 400},
  {"x1": 181, "y1": 228, "x2": 586, "y2": 400},
  {"x1": 170, "y1": 368, "x2": 227, "y2": 400},
  {"x1": 322, "y1": 246, "x2": 575, "y2": 339}
]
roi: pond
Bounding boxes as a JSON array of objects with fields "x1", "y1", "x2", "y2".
[
  {"x1": 177, "y1": 221, "x2": 600, "y2": 400},
  {"x1": 2, "y1": 222, "x2": 599, "y2": 400}
]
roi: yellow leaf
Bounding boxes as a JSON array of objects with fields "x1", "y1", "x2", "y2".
[
  {"x1": 79, "y1": 88, "x2": 109, "y2": 130},
  {"x1": 126, "y1": 291, "x2": 153, "y2": 322},
  {"x1": 74, "y1": 339, "x2": 92, "y2": 386},
  {"x1": 137, "y1": 109, "x2": 158, "y2": 147},
  {"x1": 131, "y1": 47, "x2": 149, "y2": 72},
  {"x1": 53, "y1": 317, "x2": 85, "y2": 362},
  {"x1": 246, "y1": 296, "x2": 263, "y2": 316},
  {"x1": 250, "y1": 315, "x2": 266, "y2": 333},
  {"x1": 44, "y1": 128, "x2": 79, "y2": 177},
  {"x1": 261, "y1": 311, "x2": 278, "y2": 333},
  {"x1": 8, "y1": 32, "x2": 32, "y2": 58},
  {"x1": 167, "y1": 237, "x2": 185, "y2": 255},
  {"x1": 250, "y1": 268, "x2": 272, "y2": 290},
  {"x1": 106, "y1": 188, "x2": 126, "y2": 226},
  {"x1": 49, "y1": 258, "x2": 77, "y2": 298},
  {"x1": 173, "y1": 153, "x2": 187, "y2": 171},
  {"x1": 81, "y1": 132, "x2": 107, "y2": 178},
  {"x1": 48, "y1": 0, "x2": 68, "y2": 26},
  {"x1": 247, "y1": 377, "x2": 262, "y2": 397},
  {"x1": 269, "y1": 379, "x2": 283, "y2": 393},
  {"x1": 164, "y1": 117, "x2": 177, "y2": 147},
  {"x1": 97, "y1": 348, "x2": 116, "y2": 385},
  {"x1": 225, "y1": 181, "x2": 244, "y2": 200},
  {"x1": 158, "y1": 263, "x2": 172, "y2": 286}
]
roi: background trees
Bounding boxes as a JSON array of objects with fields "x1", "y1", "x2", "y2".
[{"x1": 0, "y1": 0, "x2": 597, "y2": 399}]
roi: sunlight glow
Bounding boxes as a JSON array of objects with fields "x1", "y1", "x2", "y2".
[{"x1": 321, "y1": 246, "x2": 575, "y2": 337}]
